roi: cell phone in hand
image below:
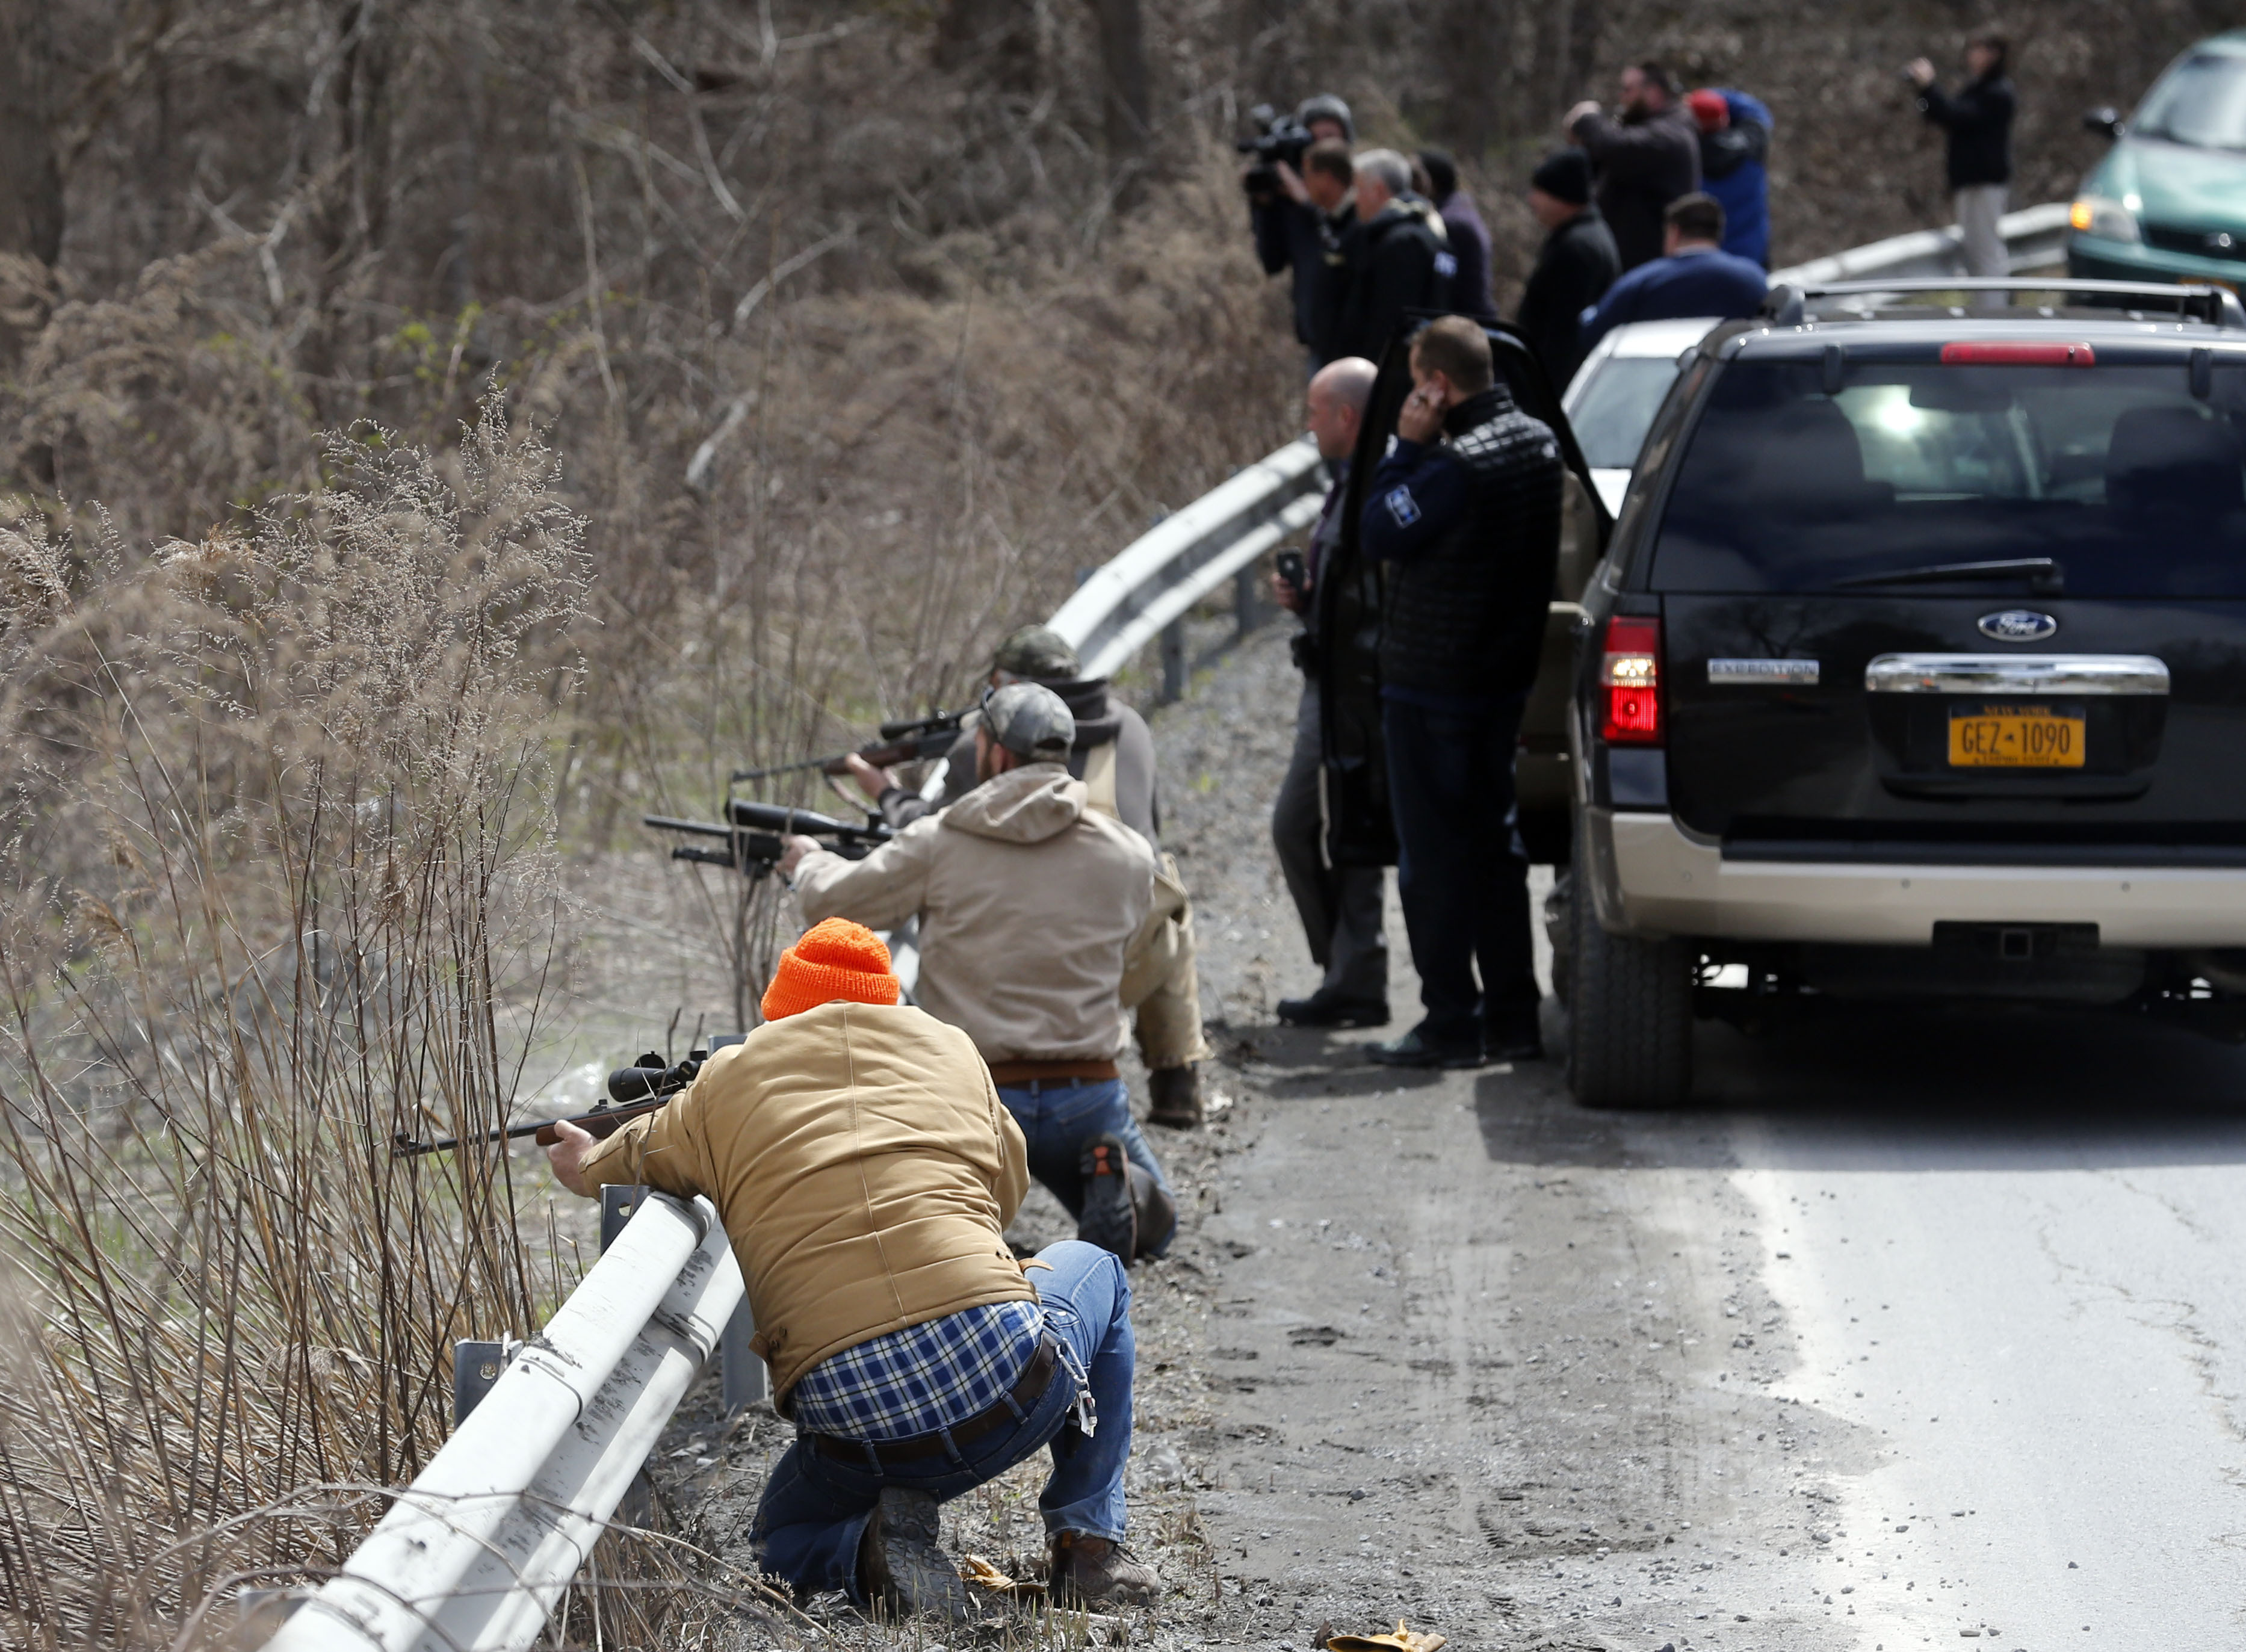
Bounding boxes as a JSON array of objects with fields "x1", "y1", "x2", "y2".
[{"x1": 1275, "y1": 549, "x2": 1307, "y2": 593}]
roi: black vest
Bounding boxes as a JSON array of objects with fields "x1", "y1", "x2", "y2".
[{"x1": 1378, "y1": 383, "x2": 1564, "y2": 702}]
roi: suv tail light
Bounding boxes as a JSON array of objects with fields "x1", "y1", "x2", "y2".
[{"x1": 1601, "y1": 616, "x2": 1663, "y2": 744}]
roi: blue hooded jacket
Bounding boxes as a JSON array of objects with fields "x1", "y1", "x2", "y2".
[{"x1": 1698, "y1": 88, "x2": 1772, "y2": 269}]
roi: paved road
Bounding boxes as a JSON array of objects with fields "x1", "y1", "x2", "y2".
[{"x1": 1159, "y1": 623, "x2": 2246, "y2": 1652}]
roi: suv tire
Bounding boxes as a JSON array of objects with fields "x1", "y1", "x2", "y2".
[{"x1": 1564, "y1": 868, "x2": 1694, "y2": 1109}]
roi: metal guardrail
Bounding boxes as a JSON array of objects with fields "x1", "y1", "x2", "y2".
[
  {"x1": 267, "y1": 1193, "x2": 741, "y2": 1652},
  {"x1": 258, "y1": 200, "x2": 2078, "y2": 1650},
  {"x1": 1769, "y1": 200, "x2": 2071, "y2": 288}
]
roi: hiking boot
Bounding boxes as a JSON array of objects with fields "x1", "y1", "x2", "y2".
[
  {"x1": 1366, "y1": 1024, "x2": 1485, "y2": 1070},
  {"x1": 1146, "y1": 1063, "x2": 1203, "y2": 1128},
  {"x1": 1049, "y1": 1531, "x2": 1160, "y2": 1607},
  {"x1": 858, "y1": 1486, "x2": 970, "y2": 1621},
  {"x1": 1075, "y1": 1133, "x2": 1137, "y2": 1263},
  {"x1": 1127, "y1": 1162, "x2": 1177, "y2": 1260},
  {"x1": 1276, "y1": 989, "x2": 1391, "y2": 1029}
]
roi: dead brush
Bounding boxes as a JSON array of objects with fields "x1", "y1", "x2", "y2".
[{"x1": 0, "y1": 401, "x2": 708, "y2": 1645}]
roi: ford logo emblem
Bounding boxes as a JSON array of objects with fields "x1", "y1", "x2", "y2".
[{"x1": 1978, "y1": 610, "x2": 2059, "y2": 642}]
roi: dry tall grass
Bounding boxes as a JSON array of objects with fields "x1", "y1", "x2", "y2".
[{"x1": 0, "y1": 403, "x2": 598, "y2": 1642}]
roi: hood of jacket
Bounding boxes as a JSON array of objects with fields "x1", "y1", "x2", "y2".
[
  {"x1": 1043, "y1": 676, "x2": 1123, "y2": 749},
  {"x1": 1364, "y1": 194, "x2": 1450, "y2": 246},
  {"x1": 942, "y1": 761, "x2": 1086, "y2": 844}
]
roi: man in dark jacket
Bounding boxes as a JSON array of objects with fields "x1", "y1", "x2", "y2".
[
  {"x1": 1908, "y1": 34, "x2": 2015, "y2": 278},
  {"x1": 1325, "y1": 149, "x2": 1455, "y2": 364},
  {"x1": 1248, "y1": 95, "x2": 1357, "y2": 366},
  {"x1": 1687, "y1": 88, "x2": 1773, "y2": 268},
  {"x1": 1418, "y1": 149, "x2": 1497, "y2": 323},
  {"x1": 1579, "y1": 194, "x2": 1768, "y2": 353},
  {"x1": 1357, "y1": 318, "x2": 1564, "y2": 1068},
  {"x1": 1270, "y1": 356, "x2": 1390, "y2": 1029},
  {"x1": 1515, "y1": 148, "x2": 1621, "y2": 392},
  {"x1": 1566, "y1": 63, "x2": 1701, "y2": 271},
  {"x1": 850, "y1": 626, "x2": 1211, "y2": 1128}
]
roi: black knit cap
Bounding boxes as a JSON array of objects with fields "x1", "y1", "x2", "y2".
[
  {"x1": 1295, "y1": 93, "x2": 1355, "y2": 140},
  {"x1": 1530, "y1": 147, "x2": 1592, "y2": 206}
]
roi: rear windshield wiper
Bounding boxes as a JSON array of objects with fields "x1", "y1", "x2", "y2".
[{"x1": 1833, "y1": 557, "x2": 2064, "y2": 595}]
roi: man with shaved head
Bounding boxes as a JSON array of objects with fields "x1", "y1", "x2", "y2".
[{"x1": 1270, "y1": 355, "x2": 1391, "y2": 1028}]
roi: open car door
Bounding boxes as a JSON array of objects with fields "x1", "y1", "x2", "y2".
[{"x1": 1316, "y1": 317, "x2": 1613, "y2": 867}]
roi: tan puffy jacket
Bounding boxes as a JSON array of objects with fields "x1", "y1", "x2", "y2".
[
  {"x1": 793, "y1": 763, "x2": 1155, "y2": 1063},
  {"x1": 577, "y1": 1001, "x2": 1033, "y2": 1406}
]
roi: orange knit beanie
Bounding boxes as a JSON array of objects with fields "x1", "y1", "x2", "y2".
[{"x1": 760, "y1": 917, "x2": 900, "y2": 1021}]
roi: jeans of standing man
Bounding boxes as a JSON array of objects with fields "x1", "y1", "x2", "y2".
[
  {"x1": 1956, "y1": 184, "x2": 2008, "y2": 279},
  {"x1": 1380, "y1": 693, "x2": 1539, "y2": 1046},
  {"x1": 997, "y1": 1077, "x2": 1177, "y2": 1255},
  {"x1": 1272, "y1": 680, "x2": 1389, "y2": 1001},
  {"x1": 753, "y1": 1239, "x2": 1134, "y2": 1600}
]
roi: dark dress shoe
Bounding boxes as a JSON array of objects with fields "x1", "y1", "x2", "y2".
[
  {"x1": 1484, "y1": 1015, "x2": 1545, "y2": 1062},
  {"x1": 1276, "y1": 990, "x2": 1391, "y2": 1029},
  {"x1": 1366, "y1": 1026, "x2": 1485, "y2": 1069}
]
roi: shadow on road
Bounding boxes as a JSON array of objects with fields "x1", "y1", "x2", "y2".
[{"x1": 1470, "y1": 1004, "x2": 2246, "y2": 1173}]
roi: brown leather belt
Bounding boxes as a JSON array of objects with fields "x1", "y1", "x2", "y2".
[
  {"x1": 986, "y1": 1059, "x2": 1119, "y2": 1086},
  {"x1": 805, "y1": 1337, "x2": 1060, "y2": 1465}
]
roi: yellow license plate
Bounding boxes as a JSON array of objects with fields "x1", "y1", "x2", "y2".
[{"x1": 1948, "y1": 705, "x2": 2085, "y2": 768}]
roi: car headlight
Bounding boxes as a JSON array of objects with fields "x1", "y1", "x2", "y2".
[{"x1": 2069, "y1": 195, "x2": 2141, "y2": 243}]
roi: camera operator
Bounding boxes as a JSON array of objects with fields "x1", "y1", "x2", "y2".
[
  {"x1": 1325, "y1": 149, "x2": 1455, "y2": 365},
  {"x1": 1246, "y1": 94, "x2": 1358, "y2": 371}
]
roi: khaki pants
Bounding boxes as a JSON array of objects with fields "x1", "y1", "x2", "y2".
[
  {"x1": 1956, "y1": 184, "x2": 2008, "y2": 280},
  {"x1": 1118, "y1": 852, "x2": 1209, "y2": 1071}
]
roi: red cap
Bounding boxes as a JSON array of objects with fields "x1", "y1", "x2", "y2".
[{"x1": 1687, "y1": 89, "x2": 1730, "y2": 132}]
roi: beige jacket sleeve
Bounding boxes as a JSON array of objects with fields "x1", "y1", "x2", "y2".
[
  {"x1": 580, "y1": 1087, "x2": 711, "y2": 1201},
  {"x1": 791, "y1": 817, "x2": 942, "y2": 932}
]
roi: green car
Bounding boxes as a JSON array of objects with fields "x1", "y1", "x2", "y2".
[{"x1": 2069, "y1": 31, "x2": 2246, "y2": 285}]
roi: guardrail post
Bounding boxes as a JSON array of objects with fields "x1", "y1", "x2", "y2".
[
  {"x1": 1160, "y1": 617, "x2": 1186, "y2": 704},
  {"x1": 722, "y1": 1302, "x2": 769, "y2": 1412},
  {"x1": 453, "y1": 1338, "x2": 518, "y2": 1428},
  {"x1": 600, "y1": 1182, "x2": 645, "y2": 1250},
  {"x1": 1234, "y1": 561, "x2": 1264, "y2": 640}
]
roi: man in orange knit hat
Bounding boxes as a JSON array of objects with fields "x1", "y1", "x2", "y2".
[
  {"x1": 545, "y1": 917, "x2": 1157, "y2": 1617},
  {"x1": 781, "y1": 682, "x2": 1178, "y2": 1267}
]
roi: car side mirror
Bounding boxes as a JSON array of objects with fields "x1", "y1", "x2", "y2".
[{"x1": 2082, "y1": 107, "x2": 2122, "y2": 140}]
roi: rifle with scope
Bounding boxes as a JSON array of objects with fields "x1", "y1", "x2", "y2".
[
  {"x1": 731, "y1": 708, "x2": 968, "y2": 784},
  {"x1": 643, "y1": 797, "x2": 894, "y2": 876},
  {"x1": 391, "y1": 1042, "x2": 737, "y2": 1157}
]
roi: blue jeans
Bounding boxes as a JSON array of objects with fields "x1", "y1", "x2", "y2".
[
  {"x1": 997, "y1": 1078, "x2": 1177, "y2": 1255},
  {"x1": 1381, "y1": 694, "x2": 1539, "y2": 1045},
  {"x1": 752, "y1": 1240, "x2": 1136, "y2": 1601}
]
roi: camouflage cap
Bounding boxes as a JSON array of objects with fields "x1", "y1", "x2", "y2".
[
  {"x1": 973, "y1": 682, "x2": 1075, "y2": 761},
  {"x1": 991, "y1": 624, "x2": 1081, "y2": 682}
]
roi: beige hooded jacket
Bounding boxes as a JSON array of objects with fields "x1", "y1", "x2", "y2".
[{"x1": 792, "y1": 763, "x2": 1155, "y2": 1063}]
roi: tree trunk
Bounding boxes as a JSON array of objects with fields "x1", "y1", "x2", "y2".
[
  {"x1": 1094, "y1": 0, "x2": 1151, "y2": 169},
  {"x1": 0, "y1": 1, "x2": 64, "y2": 268},
  {"x1": 934, "y1": 0, "x2": 1039, "y2": 93}
]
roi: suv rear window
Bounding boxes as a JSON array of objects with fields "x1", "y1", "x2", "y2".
[{"x1": 1648, "y1": 360, "x2": 2246, "y2": 595}]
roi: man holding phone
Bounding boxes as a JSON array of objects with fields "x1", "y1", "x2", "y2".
[
  {"x1": 1269, "y1": 354, "x2": 1390, "y2": 1029},
  {"x1": 1357, "y1": 317, "x2": 1564, "y2": 1068}
]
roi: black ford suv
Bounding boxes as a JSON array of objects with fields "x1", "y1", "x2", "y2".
[{"x1": 1558, "y1": 277, "x2": 2246, "y2": 1106}]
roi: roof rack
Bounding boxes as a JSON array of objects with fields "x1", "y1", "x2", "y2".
[{"x1": 1760, "y1": 277, "x2": 2246, "y2": 332}]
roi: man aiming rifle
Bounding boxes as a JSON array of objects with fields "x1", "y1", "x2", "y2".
[{"x1": 845, "y1": 626, "x2": 1213, "y2": 1132}]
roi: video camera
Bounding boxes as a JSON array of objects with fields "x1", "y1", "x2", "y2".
[{"x1": 1237, "y1": 104, "x2": 1316, "y2": 203}]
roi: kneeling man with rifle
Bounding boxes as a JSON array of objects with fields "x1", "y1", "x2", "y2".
[
  {"x1": 781, "y1": 682, "x2": 1179, "y2": 1264},
  {"x1": 544, "y1": 918, "x2": 1157, "y2": 1616}
]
